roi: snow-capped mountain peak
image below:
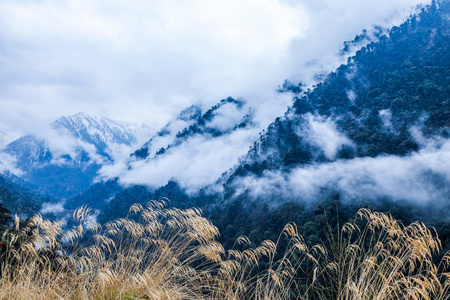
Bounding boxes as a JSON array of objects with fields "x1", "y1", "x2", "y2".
[
  {"x1": 52, "y1": 112, "x2": 149, "y2": 153},
  {"x1": 0, "y1": 113, "x2": 151, "y2": 198}
]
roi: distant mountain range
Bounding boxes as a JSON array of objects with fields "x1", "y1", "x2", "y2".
[
  {"x1": 71, "y1": 1, "x2": 450, "y2": 246},
  {"x1": 0, "y1": 98, "x2": 257, "y2": 212},
  {"x1": 0, "y1": 113, "x2": 150, "y2": 199},
  {"x1": 64, "y1": 97, "x2": 255, "y2": 213},
  {"x1": 53, "y1": 113, "x2": 147, "y2": 155}
]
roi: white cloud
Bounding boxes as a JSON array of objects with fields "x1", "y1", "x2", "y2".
[
  {"x1": 379, "y1": 109, "x2": 393, "y2": 130},
  {"x1": 98, "y1": 91, "x2": 294, "y2": 191},
  {"x1": 0, "y1": 0, "x2": 429, "y2": 132},
  {"x1": 40, "y1": 202, "x2": 65, "y2": 215},
  {"x1": 297, "y1": 114, "x2": 355, "y2": 160},
  {"x1": 234, "y1": 139, "x2": 450, "y2": 205},
  {"x1": 0, "y1": 0, "x2": 434, "y2": 196},
  {"x1": 347, "y1": 90, "x2": 357, "y2": 104},
  {"x1": 0, "y1": 0, "x2": 306, "y2": 129},
  {"x1": 206, "y1": 102, "x2": 245, "y2": 132},
  {"x1": 110, "y1": 129, "x2": 259, "y2": 193},
  {"x1": 0, "y1": 152, "x2": 24, "y2": 176}
]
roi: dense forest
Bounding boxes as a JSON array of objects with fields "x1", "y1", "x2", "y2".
[{"x1": 89, "y1": 0, "x2": 450, "y2": 253}]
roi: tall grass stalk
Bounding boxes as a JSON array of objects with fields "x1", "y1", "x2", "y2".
[{"x1": 0, "y1": 201, "x2": 449, "y2": 299}]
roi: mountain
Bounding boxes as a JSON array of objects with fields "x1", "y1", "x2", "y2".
[
  {"x1": 208, "y1": 0, "x2": 450, "y2": 245},
  {"x1": 5, "y1": 135, "x2": 53, "y2": 169},
  {"x1": 131, "y1": 97, "x2": 251, "y2": 161},
  {"x1": 229, "y1": 0, "x2": 449, "y2": 181},
  {"x1": 53, "y1": 112, "x2": 148, "y2": 156},
  {"x1": 0, "y1": 173, "x2": 54, "y2": 217},
  {"x1": 98, "y1": 97, "x2": 256, "y2": 189},
  {"x1": 0, "y1": 113, "x2": 150, "y2": 199},
  {"x1": 89, "y1": 1, "x2": 450, "y2": 249},
  {"x1": 68, "y1": 97, "x2": 255, "y2": 216},
  {"x1": 64, "y1": 179, "x2": 123, "y2": 211},
  {"x1": 3, "y1": 0, "x2": 448, "y2": 253}
]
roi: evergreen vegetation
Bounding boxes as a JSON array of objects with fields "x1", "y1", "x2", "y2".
[
  {"x1": 0, "y1": 174, "x2": 51, "y2": 216},
  {"x1": 92, "y1": 0, "x2": 450, "y2": 258}
]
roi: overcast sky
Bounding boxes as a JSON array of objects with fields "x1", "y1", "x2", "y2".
[{"x1": 0, "y1": 0, "x2": 430, "y2": 135}]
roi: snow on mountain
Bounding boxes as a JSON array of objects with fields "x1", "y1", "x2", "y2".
[
  {"x1": 53, "y1": 112, "x2": 150, "y2": 154},
  {"x1": 0, "y1": 113, "x2": 151, "y2": 198},
  {"x1": 2, "y1": 113, "x2": 151, "y2": 169},
  {"x1": 4, "y1": 135, "x2": 51, "y2": 168}
]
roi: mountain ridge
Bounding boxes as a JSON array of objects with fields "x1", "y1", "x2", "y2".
[
  {"x1": 86, "y1": 0, "x2": 450, "y2": 249},
  {"x1": 0, "y1": 113, "x2": 151, "y2": 198}
]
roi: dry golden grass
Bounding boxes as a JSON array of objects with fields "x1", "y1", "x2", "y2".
[
  {"x1": 307, "y1": 209, "x2": 450, "y2": 300},
  {"x1": 0, "y1": 201, "x2": 449, "y2": 300}
]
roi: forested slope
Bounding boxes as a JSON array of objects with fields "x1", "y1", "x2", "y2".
[{"x1": 87, "y1": 0, "x2": 450, "y2": 251}]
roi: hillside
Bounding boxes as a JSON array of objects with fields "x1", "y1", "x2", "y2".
[
  {"x1": 0, "y1": 173, "x2": 53, "y2": 216},
  {"x1": 233, "y1": 1, "x2": 449, "y2": 177},
  {"x1": 209, "y1": 0, "x2": 450, "y2": 247},
  {"x1": 88, "y1": 1, "x2": 450, "y2": 250}
]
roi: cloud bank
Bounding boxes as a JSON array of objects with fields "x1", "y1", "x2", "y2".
[
  {"x1": 0, "y1": 0, "x2": 436, "y2": 204},
  {"x1": 0, "y1": 0, "x2": 430, "y2": 134},
  {"x1": 99, "y1": 93, "x2": 294, "y2": 193},
  {"x1": 233, "y1": 138, "x2": 450, "y2": 206}
]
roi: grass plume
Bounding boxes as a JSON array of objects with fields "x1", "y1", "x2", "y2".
[{"x1": 0, "y1": 201, "x2": 449, "y2": 299}]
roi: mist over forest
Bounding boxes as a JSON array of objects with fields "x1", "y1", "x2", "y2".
[{"x1": 0, "y1": 1, "x2": 449, "y2": 299}]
